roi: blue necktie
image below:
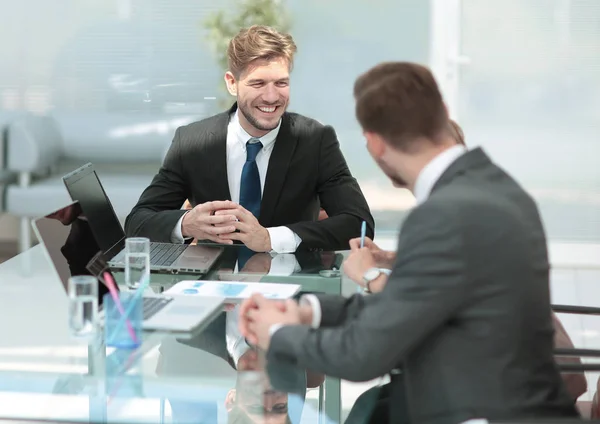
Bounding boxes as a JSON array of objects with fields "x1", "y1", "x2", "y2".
[
  {"x1": 237, "y1": 246, "x2": 256, "y2": 271},
  {"x1": 239, "y1": 138, "x2": 263, "y2": 219}
]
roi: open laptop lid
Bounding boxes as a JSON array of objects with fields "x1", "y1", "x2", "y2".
[
  {"x1": 32, "y1": 201, "x2": 110, "y2": 304},
  {"x1": 62, "y1": 163, "x2": 125, "y2": 260}
]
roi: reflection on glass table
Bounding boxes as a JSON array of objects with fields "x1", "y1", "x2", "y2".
[
  {"x1": 0, "y1": 322, "x2": 339, "y2": 424},
  {"x1": 0, "y1": 238, "x2": 347, "y2": 423},
  {"x1": 113, "y1": 243, "x2": 346, "y2": 295}
]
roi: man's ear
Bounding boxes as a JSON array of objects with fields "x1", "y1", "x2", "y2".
[
  {"x1": 364, "y1": 131, "x2": 386, "y2": 158},
  {"x1": 225, "y1": 389, "x2": 236, "y2": 412},
  {"x1": 224, "y1": 71, "x2": 237, "y2": 96}
]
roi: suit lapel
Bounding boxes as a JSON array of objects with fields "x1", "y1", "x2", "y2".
[
  {"x1": 260, "y1": 113, "x2": 298, "y2": 226},
  {"x1": 205, "y1": 104, "x2": 237, "y2": 201}
]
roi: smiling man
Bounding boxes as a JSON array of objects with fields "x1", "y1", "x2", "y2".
[{"x1": 125, "y1": 25, "x2": 373, "y2": 253}]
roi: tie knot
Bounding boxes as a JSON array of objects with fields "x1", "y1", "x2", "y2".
[{"x1": 246, "y1": 139, "x2": 263, "y2": 162}]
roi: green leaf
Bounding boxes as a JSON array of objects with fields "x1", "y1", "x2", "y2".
[{"x1": 202, "y1": 0, "x2": 292, "y2": 105}]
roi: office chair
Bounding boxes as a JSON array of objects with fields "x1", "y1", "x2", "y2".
[{"x1": 553, "y1": 304, "x2": 600, "y2": 419}]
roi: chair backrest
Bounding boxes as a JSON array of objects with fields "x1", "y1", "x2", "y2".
[
  {"x1": 5, "y1": 112, "x2": 203, "y2": 174},
  {"x1": 553, "y1": 312, "x2": 588, "y2": 400},
  {"x1": 7, "y1": 114, "x2": 63, "y2": 173}
]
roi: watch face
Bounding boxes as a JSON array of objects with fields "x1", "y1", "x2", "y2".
[{"x1": 363, "y1": 268, "x2": 380, "y2": 281}]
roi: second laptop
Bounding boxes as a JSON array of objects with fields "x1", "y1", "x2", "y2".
[{"x1": 62, "y1": 162, "x2": 223, "y2": 274}]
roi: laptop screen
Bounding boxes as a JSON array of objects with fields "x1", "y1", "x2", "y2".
[
  {"x1": 62, "y1": 164, "x2": 126, "y2": 259},
  {"x1": 32, "y1": 201, "x2": 110, "y2": 304}
]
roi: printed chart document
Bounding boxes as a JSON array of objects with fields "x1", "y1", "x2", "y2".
[{"x1": 164, "y1": 280, "x2": 301, "y2": 303}]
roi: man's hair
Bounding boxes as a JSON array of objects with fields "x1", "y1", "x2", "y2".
[
  {"x1": 227, "y1": 25, "x2": 297, "y2": 78},
  {"x1": 449, "y1": 120, "x2": 465, "y2": 145},
  {"x1": 353, "y1": 62, "x2": 449, "y2": 151}
]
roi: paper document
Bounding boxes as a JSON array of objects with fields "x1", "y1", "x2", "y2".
[{"x1": 164, "y1": 280, "x2": 301, "y2": 303}]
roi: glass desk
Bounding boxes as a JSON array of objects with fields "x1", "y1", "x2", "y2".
[{"x1": 0, "y1": 243, "x2": 348, "y2": 423}]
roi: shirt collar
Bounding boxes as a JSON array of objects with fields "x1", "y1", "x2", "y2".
[
  {"x1": 232, "y1": 110, "x2": 281, "y2": 153},
  {"x1": 413, "y1": 144, "x2": 467, "y2": 205}
]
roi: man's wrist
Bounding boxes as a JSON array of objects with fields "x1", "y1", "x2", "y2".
[
  {"x1": 181, "y1": 211, "x2": 190, "y2": 238},
  {"x1": 299, "y1": 294, "x2": 321, "y2": 328},
  {"x1": 367, "y1": 274, "x2": 388, "y2": 293},
  {"x1": 299, "y1": 304, "x2": 314, "y2": 326},
  {"x1": 263, "y1": 227, "x2": 273, "y2": 252},
  {"x1": 363, "y1": 268, "x2": 391, "y2": 293},
  {"x1": 269, "y1": 323, "x2": 284, "y2": 337}
]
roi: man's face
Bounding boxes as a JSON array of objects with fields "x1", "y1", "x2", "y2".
[
  {"x1": 228, "y1": 370, "x2": 289, "y2": 424},
  {"x1": 227, "y1": 58, "x2": 290, "y2": 136},
  {"x1": 374, "y1": 155, "x2": 408, "y2": 188},
  {"x1": 365, "y1": 132, "x2": 408, "y2": 188},
  {"x1": 237, "y1": 387, "x2": 289, "y2": 424}
]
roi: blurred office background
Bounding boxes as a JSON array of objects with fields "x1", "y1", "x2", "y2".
[
  {"x1": 0, "y1": 0, "x2": 599, "y2": 420},
  {"x1": 0, "y1": 0, "x2": 598, "y2": 255}
]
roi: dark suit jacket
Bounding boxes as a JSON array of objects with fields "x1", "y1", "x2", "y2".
[
  {"x1": 124, "y1": 104, "x2": 374, "y2": 251},
  {"x1": 175, "y1": 312, "x2": 236, "y2": 367},
  {"x1": 267, "y1": 148, "x2": 578, "y2": 423}
]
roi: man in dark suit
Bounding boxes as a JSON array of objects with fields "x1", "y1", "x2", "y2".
[
  {"x1": 238, "y1": 62, "x2": 579, "y2": 423},
  {"x1": 125, "y1": 25, "x2": 373, "y2": 253}
]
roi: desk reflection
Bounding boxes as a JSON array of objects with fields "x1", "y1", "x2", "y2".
[
  {"x1": 158, "y1": 306, "x2": 323, "y2": 423},
  {"x1": 214, "y1": 246, "x2": 343, "y2": 280}
]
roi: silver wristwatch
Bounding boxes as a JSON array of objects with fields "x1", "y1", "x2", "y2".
[{"x1": 362, "y1": 267, "x2": 391, "y2": 293}]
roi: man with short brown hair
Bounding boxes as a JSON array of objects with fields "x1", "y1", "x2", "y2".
[
  {"x1": 240, "y1": 61, "x2": 579, "y2": 423},
  {"x1": 126, "y1": 25, "x2": 373, "y2": 253}
]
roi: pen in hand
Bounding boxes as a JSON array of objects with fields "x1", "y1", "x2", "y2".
[
  {"x1": 360, "y1": 220, "x2": 366, "y2": 249},
  {"x1": 356, "y1": 220, "x2": 368, "y2": 294}
]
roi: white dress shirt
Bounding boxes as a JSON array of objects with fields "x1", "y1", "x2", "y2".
[
  {"x1": 171, "y1": 111, "x2": 302, "y2": 253},
  {"x1": 270, "y1": 144, "x2": 468, "y2": 334},
  {"x1": 412, "y1": 144, "x2": 467, "y2": 206},
  {"x1": 226, "y1": 305, "x2": 251, "y2": 367},
  {"x1": 228, "y1": 252, "x2": 301, "y2": 277}
]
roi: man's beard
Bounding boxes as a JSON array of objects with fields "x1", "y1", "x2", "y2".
[
  {"x1": 238, "y1": 100, "x2": 282, "y2": 132},
  {"x1": 376, "y1": 157, "x2": 407, "y2": 188}
]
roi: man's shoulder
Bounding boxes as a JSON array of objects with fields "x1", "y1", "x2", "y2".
[
  {"x1": 285, "y1": 111, "x2": 330, "y2": 136},
  {"x1": 416, "y1": 182, "x2": 495, "y2": 224},
  {"x1": 403, "y1": 183, "x2": 490, "y2": 233},
  {"x1": 416, "y1": 174, "x2": 539, "y2": 234},
  {"x1": 175, "y1": 112, "x2": 228, "y2": 141}
]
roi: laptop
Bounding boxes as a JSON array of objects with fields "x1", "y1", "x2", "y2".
[
  {"x1": 31, "y1": 201, "x2": 225, "y2": 334},
  {"x1": 62, "y1": 162, "x2": 223, "y2": 274}
]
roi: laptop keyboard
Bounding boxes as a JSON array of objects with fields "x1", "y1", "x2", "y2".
[
  {"x1": 142, "y1": 296, "x2": 174, "y2": 321},
  {"x1": 150, "y1": 243, "x2": 188, "y2": 267}
]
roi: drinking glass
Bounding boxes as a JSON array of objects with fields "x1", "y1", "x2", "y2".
[
  {"x1": 125, "y1": 237, "x2": 150, "y2": 289},
  {"x1": 104, "y1": 292, "x2": 142, "y2": 349},
  {"x1": 67, "y1": 275, "x2": 98, "y2": 339}
]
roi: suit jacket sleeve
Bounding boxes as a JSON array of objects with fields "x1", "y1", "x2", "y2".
[
  {"x1": 315, "y1": 293, "x2": 372, "y2": 327},
  {"x1": 124, "y1": 128, "x2": 189, "y2": 242},
  {"x1": 287, "y1": 126, "x2": 374, "y2": 251},
  {"x1": 268, "y1": 203, "x2": 467, "y2": 382}
]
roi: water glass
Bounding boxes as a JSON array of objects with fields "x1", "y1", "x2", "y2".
[
  {"x1": 103, "y1": 292, "x2": 142, "y2": 349},
  {"x1": 67, "y1": 276, "x2": 98, "y2": 339},
  {"x1": 125, "y1": 237, "x2": 150, "y2": 289},
  {"x1": 105, "y1": 348, "x2": 143, "y2": 398}
]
